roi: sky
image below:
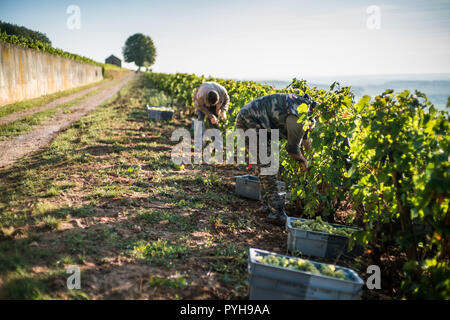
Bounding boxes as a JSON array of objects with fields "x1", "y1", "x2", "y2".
[{"x1": 1, "y1": 0, "x2": 450, "y2": 80}]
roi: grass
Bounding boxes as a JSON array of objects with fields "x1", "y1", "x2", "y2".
[
  {"x1": 102, "y1": 63, "x2": 131, "y2": 80},
  {"x1": 60, "y1": 232, "x2": 100, "y2": 256},
  {"x1": 0, "y1": 78, "x2": 110, "y2": 118},
  {"x1": 133, "y1": 239, "x2": 190, "y2": 267},
  {"x1": 148, "y1": 274, "x2": 188, "y2": 289},
  {"x1": 0, "y1": 267, "x2": 90, "y2": 300},
  {"x1": 209, "y1": 243, "x2": 249, "y2": 286},
  {"x1": 0, "y1": 88, "x2": 102, "y2": 139},
  {"x1": 88, "y1": 183, "x2": 128, "y2": 200},
  {"x1": 134, "y1": 209, "x2": 197, "y2": 232},
  {"x1": 40, "y1": 215, "x2": 62, "y2": 230},
  {"x1": 0, "y1": 269, "x2": 56, "y2": 299}
]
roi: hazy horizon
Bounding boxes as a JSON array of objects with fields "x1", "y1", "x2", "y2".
[
  {"x1": 241, "y1": 72, "x2": 450, "y2": 83},
  {"x1": 255, "y1": 76, "x2": 450, "y2": 110}
]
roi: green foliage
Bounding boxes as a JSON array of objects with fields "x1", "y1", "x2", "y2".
[
  {"x1": 148, "y1": 275, "x2": 188, "y2": 289},
  {"x1": 401, "y1": 258, "x2": 450, "y2": 299},
  {"x1": 133, "y1": 239, "x2": 188, "y2": 267},
  {"x1": 348, "y1": 90, "x2": 449, "y2": 297},
  {"x1": 123, "y1": 33, "x2": 157, "y2": 69},
  {"x1": 146, "y1": 71, "x2": 450, "y2": 299},
  {"x1": 350, "y1": 91, "x2": 449, "y2": 254},
  {"x1": 279, "y1": 80, "x2": 356, "y2": 219},
  {"x1": 143, "y1": 72, "x2": 275, "y2": 129},
  {"x1": 0, "y1": 20, "x2": 51, "y2": 44}
]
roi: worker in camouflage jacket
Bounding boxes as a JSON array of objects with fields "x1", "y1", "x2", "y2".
[
  {"x1": 235, "y1": 93, "x2": 317, "y2": 225},
  {"x1": 193, "y1": 82, "x2": 230, "y2": 135}
]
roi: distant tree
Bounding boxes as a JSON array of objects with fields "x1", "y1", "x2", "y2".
[
  {"x1": 0, "y1": 21, "x2": 51, "y2": 45},
  {"x1": 122, "y1": 33, "x2": 156, "y2": 72}
]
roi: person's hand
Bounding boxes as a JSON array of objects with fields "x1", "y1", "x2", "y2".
[
  {"x1": 219, "y1": 110, "x2": 227, "y2": 120},
  {"x1": 210, "y1": 115, "x2": 218, "y2": 125},
  {"x1": 289, "y1": 153, "x2": 308, "y2": 172},
  {"x1": 302, "y1": 138, "x2": 312, "y2": 151},
  {"x1": 298, "y1": 160, "x2": 308, "y2": 172}
]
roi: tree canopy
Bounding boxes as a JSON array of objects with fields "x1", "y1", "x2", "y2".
[
  {"x1": 0, "y1": 21, "x2": 51, "y2": 45},
  {"x1": 122, "y1": 33, "x2": 156, "y2": 71}
]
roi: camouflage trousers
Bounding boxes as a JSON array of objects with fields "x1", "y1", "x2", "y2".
[{"x1": 235, "y1": 114, "x2": 285, "y2": 214}]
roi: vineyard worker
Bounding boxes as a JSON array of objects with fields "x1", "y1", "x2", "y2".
[
  {"x1": 235, "y1": 93, "x2": 317, "y2": 225},
  {"x1": 193, "y1": 82, "x2": 230, "y2": 136}
]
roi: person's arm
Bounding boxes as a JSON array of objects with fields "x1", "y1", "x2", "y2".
[
  {"x1": 194, "y1": 89, "x2": 217, "y2": 123},
  {"x1": 219, "y1": 89, "x2": 230, "y2": 120},
  {"x1": 195, "y1": 101, "x2": 216, "y2": 121},
  {"x1": 285, "y1": 114, "x2": 308, "y2": 172}
]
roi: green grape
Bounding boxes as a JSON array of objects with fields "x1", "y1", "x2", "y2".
[
  {"x1": 299, "y1": 261, "x2": 319, "y2": 274},
  {"x1": 148, "y1": 106, "x2": 173, "y2": 112},
  {"x1": 320, "y1": 264, "x2": 349, "y2": 280},
  {"x1": 334, "y1": 270, "x2": 347, "y2": 280},
  {"x1": 292, "y1": 217, "x2": 356, "y2": 238},
  {"x1": 257, "y1": 254, "x2": 349, "y2": 280}
]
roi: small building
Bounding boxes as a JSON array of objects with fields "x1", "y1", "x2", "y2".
[{"x1": 105, "y1": 54, "x2": 121, "y2": 67}]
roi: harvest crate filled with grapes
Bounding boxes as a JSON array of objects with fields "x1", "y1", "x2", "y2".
[
  {"x1": 285, "y1": 216, "x2": 362, "y2": 259},
  {"x1": 248, "y1": 248, "x2": 364, "y2": 300},
  {"x1": 146, "y1": 105, "x2": 174, "y2": 121}
]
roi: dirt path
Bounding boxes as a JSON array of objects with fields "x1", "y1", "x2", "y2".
[
  {"x1": 0, "y1": 78, "x2": 122, "y2": 126},
  {"x1": 0, "y1": 73, "x2": 136, "y2": 169}
]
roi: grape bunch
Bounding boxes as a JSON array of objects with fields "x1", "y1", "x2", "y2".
[
  {"x1": 291, "y1": 216, "x2": 356, "y2": 237},
  {"x1": 148, "y1": 106, "x2": 173, "y2": 112},
  {"x1": 256, "y1": 254, "x2": 349, "y2": 280}
]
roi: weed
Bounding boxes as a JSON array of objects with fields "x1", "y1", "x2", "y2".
[
  {"x1": 133, "y1": 239, "x2": 189, "y2": 267},
  {"x1": 134, "y1": 209, "x2": 196, "y2": 232},
  {"x1": 40, "y1": 215, "x2": 61, "y2": 230},
  {"x1": 148, "y1": 274, "x2": 188, "y2": 289}
]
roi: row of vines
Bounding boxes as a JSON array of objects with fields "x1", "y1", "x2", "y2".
[
  {"x1": 143, "y1": 72, "x2": 449, "y2": 299},
  {"x1": 0, "y1": 30, "x2": 101, "y2": 67}
]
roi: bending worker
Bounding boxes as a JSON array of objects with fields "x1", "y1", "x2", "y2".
[
  {"x1": 235, "y1": 93, "x2": 317, "y2": 225},
  {"x1": 193, "y1": 82, "x2": 230, "y2": 136}
]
